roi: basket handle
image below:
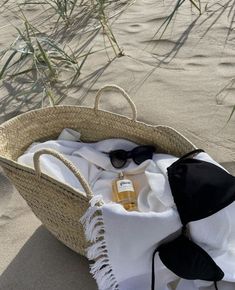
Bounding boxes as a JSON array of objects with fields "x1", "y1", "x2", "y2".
[
  {"x1": 94, "y1": 84, "x2": 137, "y2": 121},
  {"x1": 33, "y1": 149, "x2": 94, "y2": 200}
]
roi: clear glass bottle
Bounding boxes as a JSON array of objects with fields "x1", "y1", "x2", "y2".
[{"x1": 112, "y1": 172, "x2": 138, "y2": 211}]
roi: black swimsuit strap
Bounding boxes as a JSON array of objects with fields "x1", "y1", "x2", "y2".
[
  {"x1": 151, "y1": 247, "x2": 159, "y2": 290},
  {"x1": 214, "y1": 281, "x2": 218, "y2": 290},
  {"x1": 171, "y1": 149, "x2": 205, "y2": 167},
  {"x1": 179, "y1": 149, "x2": 205, "y2": 160}
]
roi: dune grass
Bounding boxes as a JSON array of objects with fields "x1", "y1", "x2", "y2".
[
  {"x1": 154, "y1": 0, "x2": 201, "y2": 39},
  {"x1": 0, "y1": 0, "x2": 131, "y2": 105},
  {"x1": 0, "y1": 0, "x2": 234, "y2": 120},
  {"x1": 42, "y1": 0, "x2": 79, "y2": 24},
  {"x1": 0, "y1": 13, "x2": 91, "y2": 105},
  {"x1": 91, "y1": 0, "x2": 124, "y2": 57}
]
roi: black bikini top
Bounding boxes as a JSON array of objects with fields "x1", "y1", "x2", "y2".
[
  {"x1": 151, "y1": 149, "x2": 235, "y2": 290},
  {"x1": 167, "y1": 149, "x2": 235, "y2": 225}
]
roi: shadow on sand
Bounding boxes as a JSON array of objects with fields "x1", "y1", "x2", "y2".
[
  {"x1": 221, "y1": 161, "x2": 235, "y2": 175},
  {"x1": 0, "y1": 226, "x2": 97, "y2": 290}
]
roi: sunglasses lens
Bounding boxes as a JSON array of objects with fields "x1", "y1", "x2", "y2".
[
  {"x1": 110, "y1": 150, "x2": 127, "y2": 168},
  {"x1": 133, "y1": 146, "x2": 155, "y2": 165}
]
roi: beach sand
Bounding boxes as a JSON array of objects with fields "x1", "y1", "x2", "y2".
[{"x1": 0, "y1": 0, "x2": 235, "y2": 289}]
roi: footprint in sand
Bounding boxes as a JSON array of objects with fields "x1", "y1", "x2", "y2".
[{"x1": 217, "y1": 62, "x2": 235, "y2": 78}]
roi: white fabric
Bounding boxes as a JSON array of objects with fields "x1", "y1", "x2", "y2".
[
  {"x1": 58, "y1": 128, "x2": 81, "y2": 141},
  {"x1": 18, "y1": 129, "x2": 235, "y2": 290},
  {"x1": 101, "y1": 203, "x2": 181, "y2": 289},
  {"x1": 18, "y1": 129, "x2": 177, "y2": 211}
]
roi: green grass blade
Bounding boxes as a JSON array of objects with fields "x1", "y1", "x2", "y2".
[
  {"x1": 47, "y1": 88, "x2": 56, "y2": 106},
  {"x1": 9, "y1": 67, "x2": 34, "y2": 77},
  {"x1": 36, "y1": 39, "x2": 55, "y2": 76},
  {"x1": 69, "y1": 0, "x2": 78, "y2": 17},
  {"x1": 15, "y1": 27, "x2": 27, "y2": 42},
  {"x1": 0, "y1": 50, "x2": 18, "y2": 79},
  {"x1": 43, "y1": 39, "x2": 76, "y2": 63},
  {"x1": 189, "y1": 0, "x2": 201, "y2": 14}
]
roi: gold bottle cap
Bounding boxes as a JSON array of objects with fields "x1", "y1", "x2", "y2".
[{"x1": 119, "y1": 171, "x2": 124, "y2": 179}]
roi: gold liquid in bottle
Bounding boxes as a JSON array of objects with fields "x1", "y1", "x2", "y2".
[{"x1": 112, "y1": 172, "x2": 138, "y2": 211}]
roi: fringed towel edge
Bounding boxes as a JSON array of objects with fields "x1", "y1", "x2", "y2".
[{"x1": 80, "y1": 195, "x2": 119, "y2": 290}]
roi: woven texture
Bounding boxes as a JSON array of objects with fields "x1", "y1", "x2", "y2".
[{"x1": 0, "y1": 85, "x2": 196, "y2": 256}]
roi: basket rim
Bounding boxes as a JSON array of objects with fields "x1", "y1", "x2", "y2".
[
  {"x1": 0, "y1": 105, "x2": 196, "y2": 199},
  {"x1": 0, "y1": 105, "x2": 133, "y2": 127},
  {"x1": 0, "y1": 105, "x2": 197, "y2": 163},
  {"x1": 0, "y1": 104, "x2": 195, "y2": 146}
]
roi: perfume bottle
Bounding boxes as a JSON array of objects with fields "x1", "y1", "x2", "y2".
[{"x1": 112, "y1": 172, "x2": 138, "y2": 211}]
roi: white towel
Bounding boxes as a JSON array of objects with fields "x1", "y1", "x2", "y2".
[
  {"x1": 18, "y1": 129, "x2": 235, "y2": 290},
  {"x1": 81, "y1": 152, "x2": 235, "y2": 290},
  {"x1": 18, "y1": 129, "x2": 177, "y2": 212}
]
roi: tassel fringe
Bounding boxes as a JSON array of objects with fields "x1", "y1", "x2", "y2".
[{"x1": 80, "y1": 196, "x2": 119, "y2": 290}]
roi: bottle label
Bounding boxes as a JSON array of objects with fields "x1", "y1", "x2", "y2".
[{"x1": 117, "y1": 179, "x2": 134, "y2": 193}]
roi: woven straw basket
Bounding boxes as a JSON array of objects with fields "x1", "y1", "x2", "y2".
[{"x1": 0, "y1": 85, "x2": 196, "y2": 257}]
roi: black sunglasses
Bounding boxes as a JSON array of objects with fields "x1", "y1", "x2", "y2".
[{"x1": 108, "y1": 145, "x2": 155, "y2": 169}]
